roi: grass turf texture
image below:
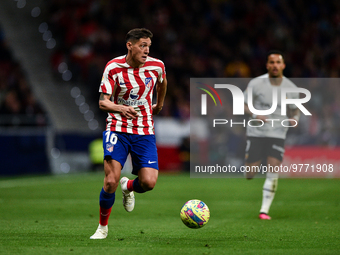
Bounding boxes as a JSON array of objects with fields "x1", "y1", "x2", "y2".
[{"x1": 0, "y1": 172, "x2": 339, "y2": 255}]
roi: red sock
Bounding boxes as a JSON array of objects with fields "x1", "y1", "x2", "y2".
[
  {"x1": 99, "y1": 207, "x2": 112, "y2": 226},
  {"x1": 127, "y1": 180, "x2": 134, "y2": 191}
]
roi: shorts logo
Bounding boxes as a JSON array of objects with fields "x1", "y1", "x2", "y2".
[
  {"x1": 272, "y1": 144, "x2": 285, "y2": 153},
  {"x1": 106, "y1": 144, "x2": 114, "y2": 152},
  {"x1": 145, "y1": 77, "x2": 153, "y2": 88}
]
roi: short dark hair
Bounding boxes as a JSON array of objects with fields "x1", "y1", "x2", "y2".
[
  {"x1": 126, "y1": 28, "x2": 153, "y2": 43},
  {"x1": 266, "y1": 50, "x2": 284, "y2": 62}
]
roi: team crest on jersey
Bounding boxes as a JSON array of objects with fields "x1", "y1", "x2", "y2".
[
  {"x1": 106, "y1": 144, "x2": 113, "y2": 152},
  {"x1": 145, "y1": 77, "x2": 153, "y2": 88}
]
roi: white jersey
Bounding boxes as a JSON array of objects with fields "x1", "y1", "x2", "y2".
[{"x1": 244, "y1": 73, "x2": 299, "y2": 139}]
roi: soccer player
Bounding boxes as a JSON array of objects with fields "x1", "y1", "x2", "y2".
[
  {"x1": 90, "y1": 28, "x2": 167, "y2": 239},
  {"x1": 243, "y1": 50, "x2": 299, "y2": 220}
]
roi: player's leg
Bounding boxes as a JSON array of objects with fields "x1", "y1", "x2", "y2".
[
  {"x1": 259, "y1": 138, "x2": 284, "y2": 220},
  {"x1": 90, "y1": 131, "x2": 128, "y2": 239},
  {"x1": 90, "y1": 158, "x2": 121, "y2": 239},
  {"x1": 134, "y1": 167, "x2": 158, "y2": 192},
  {"x1": 121, "y1": 167, "x2": 158, "y2": 212},
  {"x1": 120, "y1": 134, "x2": 158, "y2": 211},
  {"x1": 101, "y1": 158, "x2": 122, "y2": 220},
  {"x1": 244, "y1": 137, "x2": 263, "y2": 179},
  {"x1": 245, "y1": 161, "x2": 262, "y2": 179},
  {"x1": 120, "y1": 174, "x2": 136, "y2": 212}
]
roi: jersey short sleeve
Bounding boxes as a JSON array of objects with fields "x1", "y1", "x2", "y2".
[
  {"x1": 158, "y1": 62, "x2": 166, "y2": 83},
  {"x1": 99, "y1": 64, "x2": 116, "y2": 95},
  {"x1": 147, "y1": 57, "x2": 165, "y2": 83}
]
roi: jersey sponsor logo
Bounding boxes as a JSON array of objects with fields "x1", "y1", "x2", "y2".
[
  {"x1": 129, "y1": 89, "x2": 139, "y2": 100},
  {"x1": 117, "y1": 97, "x2": 148, "y2": 106},
  {"x1": 148, "y1": 160, "x2": 157, "y2": 164}
]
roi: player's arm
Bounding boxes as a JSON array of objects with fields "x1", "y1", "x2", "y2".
[
  {"x1": 99, "y1": 93, "x2": 138, "y2": 119},
  {"x1": 244, "y1": 103, "x2": 267, "y2": 122},
  {"x1": 152, "y1": 75, "x2": 167, "y2": 115}
]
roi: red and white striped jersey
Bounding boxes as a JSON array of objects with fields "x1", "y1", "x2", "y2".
[{"x1": 99, "y1": 55, "x2": 166, "y2": 135}]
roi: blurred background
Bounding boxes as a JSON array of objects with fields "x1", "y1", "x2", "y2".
[{"x1": 0, "y1": 0, "x2": 339, "y2": 176}]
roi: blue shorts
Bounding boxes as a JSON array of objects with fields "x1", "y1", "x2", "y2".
[{"x1": 103, "y1": 131, "x2": 159, "y2": 175}]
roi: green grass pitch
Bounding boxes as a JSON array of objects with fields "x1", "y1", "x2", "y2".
[{"x1": 0, "y1": 172, "x2": 339, "y2": 255}]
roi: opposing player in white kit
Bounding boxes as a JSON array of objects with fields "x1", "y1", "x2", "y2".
[
  {"x1": 90, "y1": 28, "x2": 167, "y2": 239},
  {"x1": 244, "y1": 50, "x2": 300, "y2": 220}
]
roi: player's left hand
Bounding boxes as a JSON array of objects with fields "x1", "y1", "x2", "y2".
[{"x1": 152, "y1": 104, "x2": 163, "y2": 115}]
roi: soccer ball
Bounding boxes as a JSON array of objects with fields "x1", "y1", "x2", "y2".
[{"x1": 180, "y1": 199, "x2": 210, "y2": 228}]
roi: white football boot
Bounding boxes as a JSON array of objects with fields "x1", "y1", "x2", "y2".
[
  {"x1": 120, "y1": 177, "x2": 135, "y2": 212},
  {"x1": 90, "y1": 224, "x2": 108, "y2": 239}
]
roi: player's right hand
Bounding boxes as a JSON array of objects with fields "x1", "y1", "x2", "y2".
[{"x1": 121, "y1": 106, "x2": 138, "y2": 119}]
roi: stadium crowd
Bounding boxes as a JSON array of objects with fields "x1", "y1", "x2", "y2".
[
  {"x1": 46, "y1": 0, "x2": 340, "y2": 146},
  {"x1": 0, "y1": 25, "x2": 47, "y2": 127},
  {"x1": 1, "y1": 0, "x2": 339, "y2": 147}
]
